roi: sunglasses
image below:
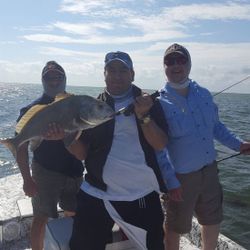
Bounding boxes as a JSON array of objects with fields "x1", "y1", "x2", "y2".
[
  {"x1": 164, "y1": 56, "x2": 188, "y2": 66},
  {"x1": 43, "y1": 74, "x2": 65, "y2": 82}
]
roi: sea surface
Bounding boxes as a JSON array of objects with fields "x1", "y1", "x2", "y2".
[{"x1": 0, "y1": 82, "x2": 250, "y2": 248}]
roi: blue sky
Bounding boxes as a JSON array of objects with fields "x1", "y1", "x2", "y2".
[{"x1": 0, "y1": 0, "x2": 250, "y2": 93}]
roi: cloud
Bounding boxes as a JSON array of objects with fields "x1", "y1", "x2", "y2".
[
  {"x1": 23, "y1": 34, "x2": 82, "y2": 43},
  {"x1": 0, "y1": 60, "x2": 43, "y2": 84},
  {"x1": 23, "y1": 31, "x2": 186, "y2": 44},
  {"x1": 53, "y1": 21, "x2": 113, "y2": 35},
  {"x1": 59, "y1": 0, "x2": 250, "y2": 21},
  {"x1": 13, "y1": 25, "x2": 54, "y2": 32},
  {"x1": 161, "y1": 2, "x2": 250, "y2": 22},
  {"x1": 2, "y1": 42, "x2": 249, "y2": 93},
  {"x1": 2, "y1": 0, "x2": 250, "y2": 93},
  {"x1": 22, "y1": 1, "x2": 250, "y2": 46},
  {"x1": 40, "y1": 47, "x2": 103, "y2": 58},
  {"x1": 59, "y1": 0, "x2": 139, "y2": 16}
]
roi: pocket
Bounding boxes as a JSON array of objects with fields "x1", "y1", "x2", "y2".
[
  {"x1": 166, "y1": 110, "x2": 191, "y2": 138},
  {"x1": 200, "y1": 101, "x2": 217, "y2": 127}
]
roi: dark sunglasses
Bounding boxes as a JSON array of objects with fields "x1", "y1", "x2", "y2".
[
  {"x1": 164, "y1": 56, "x2": 188, "y2": 66},
  {"x1": 43, "y1": 74, "x2": 65, "y2": 82}
]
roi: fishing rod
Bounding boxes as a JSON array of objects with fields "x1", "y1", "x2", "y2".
[
  {"x1": 216, "y1": 152, "x2": 241, "y2": 163},
  {"x1": 115, "y1": 91, "x2": 162, "y2": 116},
  {"x1": 213, "y1": 75, "x2": 250, "y2": 97},
  {"x1": 214, "y1": 75, "x2": 250, "y2": 162},
  {"x1": 115, "y1": 75, "x2": 250, "y2": 116},
  {"x1": 115, "y1": 76, "x2": 249, "y2": 161}
]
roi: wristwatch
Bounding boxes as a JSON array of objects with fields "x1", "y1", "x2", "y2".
[{"x1": 139, "y1": 114, "x2": 151, "y2": 125}]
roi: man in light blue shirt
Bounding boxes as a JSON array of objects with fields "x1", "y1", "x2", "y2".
[{"x1": 158, "y1": 43, "x2": 250, "y2": 250}]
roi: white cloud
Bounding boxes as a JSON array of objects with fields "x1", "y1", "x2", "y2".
[
  {"x1": 13, "y1": 25, "x2": 53, "y2": 32},
  {"x1": 40, "y1": 47, "x2": 103, "y2": 58},
  {"x1": 23, "y1": 34, "x2": 82, "y2": 43},
  {"x1": 23, "y1": 31, "x2": 186, "y2": 44},
  {"x1": 162, "y1": 2, "x2": 250, "y2": 22},
  {"x1": 22, "y1": 1, "x2": 250, "y2": 46},
  {"x1": 53, "y1": 21, "x2": 113, "y2": 36},
  {"x1": 1, "y1": 42, "x2": 249, "y2": 93},
  {"x1": 0, "y1": 60, "x2": 43, "y2": 84},
  {"x1": 59, "y1": 0, "x2": 118, "y2": 16},
  {"x1": 2, "y1": 1, "x2": 250, "y2": 93}
]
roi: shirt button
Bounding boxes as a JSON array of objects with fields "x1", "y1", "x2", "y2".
[
  {"x1": 203, "y1": 137, "x2": 206, "y2": 140},
  {"x1": 206, "y1": 151, "x2": 209, "y2": 154}
]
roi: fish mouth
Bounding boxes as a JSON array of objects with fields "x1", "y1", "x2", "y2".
[
  {"x1": 80, "y1": 118, "x2": 97, "y2": 126},
  {"x1": 80, "y1": 114, "x2": 115, "y2": 126}
]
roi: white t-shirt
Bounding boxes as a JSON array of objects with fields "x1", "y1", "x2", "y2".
[{"x1": 81, "y1": 97, "x2": 160, "y2": 201}]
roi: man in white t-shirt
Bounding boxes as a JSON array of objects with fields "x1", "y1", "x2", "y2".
[{"x1": 67, "y1": 51, "x2": 169, "y2": 250}]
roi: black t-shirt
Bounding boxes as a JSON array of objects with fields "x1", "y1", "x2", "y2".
[{"x1": 17, "y1": 93, "x2": 84, "y2": 177}]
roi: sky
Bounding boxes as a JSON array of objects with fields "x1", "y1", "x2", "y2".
[{"x1": 0, "y1": 0, "x2": 250, "y2": 93}]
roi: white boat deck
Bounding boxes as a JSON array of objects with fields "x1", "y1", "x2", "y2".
[
  {"x1": 1, "y1": 232, "x2": 199, "y2": 250},
  {"x1": 0, "y1": 173, "x2": 246, "y2": 250}
]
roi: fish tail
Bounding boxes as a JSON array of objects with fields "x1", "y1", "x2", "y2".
[{"x1": 0, "y1": 138, "x2": 18, "y2": 159}]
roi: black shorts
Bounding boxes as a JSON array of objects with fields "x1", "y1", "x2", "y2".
[{"x1": 69, "y1": 190, "x2": 164, "y2": 250}]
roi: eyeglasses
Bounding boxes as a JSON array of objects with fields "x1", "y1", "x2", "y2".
[
  {"x1": 43, "y1": 74, "x2": 65, "y2": 82},
  {"x1": 164, "y1": 56, "x2": 188, "y2": 66}
]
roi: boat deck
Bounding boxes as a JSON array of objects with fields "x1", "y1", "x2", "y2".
[
  {"x1": 0, "y1": 173, "x2": 246, "y2": 250},
  {"x1": 2, "y1": 234, "x2": 199, "y2": 250}
]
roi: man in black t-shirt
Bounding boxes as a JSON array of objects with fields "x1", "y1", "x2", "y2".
[{"x1": 16, "y1": 61, "x2": 83, "y2": 250}]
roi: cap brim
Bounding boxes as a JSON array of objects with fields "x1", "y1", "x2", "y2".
[
  {"x1": 105, "y1": 59, "x2": 130, "y2": 69},
  {"x1": 42, "y1": 69, "x2": 65, "y2": 77},
  {"x1": 164, "y1": 51, "x2": 187, "y2": 58}
]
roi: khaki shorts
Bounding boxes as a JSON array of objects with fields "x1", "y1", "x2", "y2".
[
  {"x1": 164, "y1": 161, "x2": 223, "y2": 234},
  {"x1": 31, "y1": 161, "x2": 83, "y2": 218}
]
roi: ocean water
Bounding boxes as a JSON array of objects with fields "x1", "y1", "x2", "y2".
[{"x1": 0, "y1": 82, "x2": 250, "y2": 248}]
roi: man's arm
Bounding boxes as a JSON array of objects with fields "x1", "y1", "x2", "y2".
[
  {"x1": 16, "y1": 142, "x2": 37, "y2": 197},
  {"x1": 43, "y1": 123, "x2": 88, "y2": 161},
  {"x1": 134, "y1": 93, "x2": 167, "y2": 150},
  {"x1": 67, "y1": 139, "x2": 88, "y2": 161}
]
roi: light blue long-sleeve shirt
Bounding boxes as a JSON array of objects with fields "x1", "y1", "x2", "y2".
[
  {"x1": 156, "y1": 149, "x2": 181, "y2": 190},
  {"x1": 157, "y1": 80, "x2": 243, "y2": 174}
]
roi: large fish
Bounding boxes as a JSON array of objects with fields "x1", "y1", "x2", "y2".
[{"x1": 0, "y1": 93, "x2": 114, "y2": 158}]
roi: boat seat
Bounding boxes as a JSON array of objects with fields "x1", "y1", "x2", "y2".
[
  {"x1": 17, "y1": 198, "x2": 62, "y2": 218},
  {"x1": 44, "y1": 217, "x2": 135, "y2": 250},
  {"x1": 17, "y1": 198, "x2": 135, "y2": 249},
  {"x1": 17, "y1": 198, "x2": 33, "y2": 218}
]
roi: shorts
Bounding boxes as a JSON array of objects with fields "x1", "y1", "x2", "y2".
[
  {"x1": 70, "y1": 191, "x2": 164, "y2": 250},
  {"x1": 165, "y1": 161, "x2": 223, "y2": 234},
  {"x1": 31, "y1": 161, "x2": 83, "y2": 218}
]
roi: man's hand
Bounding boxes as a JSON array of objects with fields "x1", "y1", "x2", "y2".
[
  {"x1": 240, "y1": 142, "x2": 250, "y2": 155},
  {"x1": 161, "y1": 187, "x2": 183, "y2": 207},
  {"x1": 168, "y1": 187, "x2": 183, "y2": 202},
  {"x1": 134, "y1": 93, "x2": 153, "y2": 119},
  {"x1": 43, "y1": 123, "x2": 65, "y2": 140},
  {"x1": 23, "y1": 177, "x2": 37, "y2": 197}
]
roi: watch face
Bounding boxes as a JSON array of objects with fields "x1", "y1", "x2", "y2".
[{"x1": 140, "y1": 115, "x2": 151, "y2": 124}]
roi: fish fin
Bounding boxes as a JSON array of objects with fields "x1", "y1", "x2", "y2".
[
  {"x1": 63, "y1": 131, "x2": 81, "y2": 147},
  {"x1": 54, "y1": 93, "x2": 74, "y2": 102},
  {"x1": 29, "y1": 138, "x2": 43, "y2": 152},
  {"x1": 0, "y1": 138, "x2": 18, "y2": 159},
  {"x1": 16, "y1": 104, "x2": 47, "y2": 134}
]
